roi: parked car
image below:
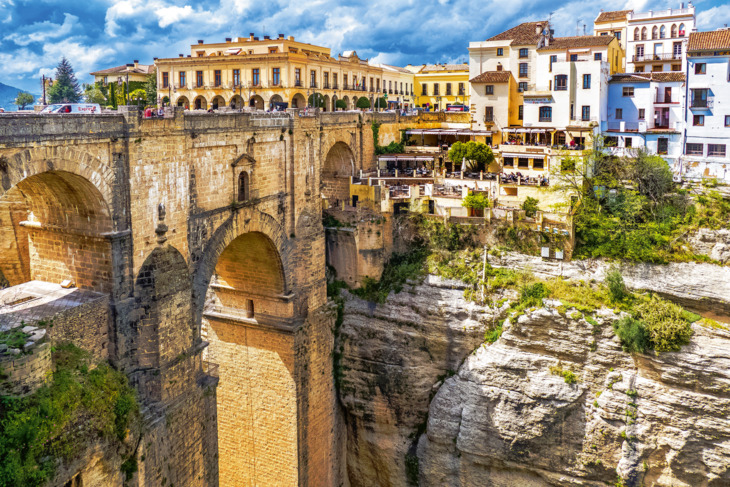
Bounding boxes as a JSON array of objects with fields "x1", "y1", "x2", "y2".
[{"x1": 40, "y1": 103, "x2": 101, "y2": 114}]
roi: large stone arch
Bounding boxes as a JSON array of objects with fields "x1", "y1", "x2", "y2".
[
  {"x1": 321, "y1": 141, "x2": 356, "y2": 206},
  {"x1": 0, "y1": 167, "x2": 115, "y2": 292},
  {"x1": 291, "y1": 92, "x2": 306, "y2": 109},
  {"x1": 131, "y1": 244, "x2": 193, "y2": 402}
]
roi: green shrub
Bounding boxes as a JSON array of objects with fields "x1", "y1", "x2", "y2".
[
  {"x1": 606, "y1": 268, "x2": 628, "y2": 302},
  {"x1": 519, "y1": 282, "x2": 549, "y2": 308},
  {"x1": 635, "y1": 296, "x2": 692, "y2": 352},
  {"x1": 462, "y1": 192, "x2": 489, "y2": 210},
  {"x1": 522, "y1": 197, "x2": 540, "y2": 218},
  {"x1": 352, "y1": 250, "x2": 427, "y2": 304},
  {"x1": 612, "y1": 316, "x2": 651, "y2": 353},
  {"x1": 485, "y1": 321, "x2": 503, "y2": 343},
  {"x1": 405, "y1": 453, "x2": 419, "y2": 486}
]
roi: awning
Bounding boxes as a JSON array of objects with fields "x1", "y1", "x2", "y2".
[
  {"x1": 225, "y1": 48, "x2": 242, "y2": 54},
  {"x1": 501, "y1": 152, "x2": 545, "y2": 159},
  {"x1": 378, "y1": 155, "x2": 435, "y2": 161}
]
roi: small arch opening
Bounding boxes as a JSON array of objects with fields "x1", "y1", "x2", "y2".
[{"x1": 238, "y1": 172, "x2": 250, "y2": 202}]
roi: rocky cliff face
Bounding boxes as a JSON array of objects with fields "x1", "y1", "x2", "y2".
[
  {"x1": 418, "y1": 306, "x2": 730, "y2": 486},
  {"x1": 339, "y1": 257, "x2": 730, "y2": 487},
  {"x1": 337, "y1": 282, "x2": 496, "y2": 487}
]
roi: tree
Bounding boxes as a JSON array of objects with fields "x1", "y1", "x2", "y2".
[
  {"x1": 84, "y1": 84, "x2": 107, "y2": 104},
  {"x1": 522, "y1": 196, "x2": 540, "y2": 217},
  {"x1": 47, "y1": 57, "x2": 81, "y2": 103},
  {"x1": 308, "y1": 93, "x2": 325, "y2": 108},
  {"x1": 629, "y1": 149, "x2": 674, "y2": 203},
  {"x1": 145, "y1": 72, "x2": 157, "y2": 106},
  {"x1": 14, "y1": 92, "x2": 35, "y2": 110},
  {"x1": 448, "y1": 141, "x2": 493, "y2": 171},
  {"x1": 355, "y1": 97, "x2": 371, "y2": 110},
  {"x1": 335, "y1": 99, "x2": 347, "y2": 110},
  {"x1": 373, "y1": 97, "x2": 387, "y2": 110},
  {"x1": 129, "y1": 88, "x2": 147, "y2": 106},
  {"x1": 108, "y1": 82, "x2": 118, "y2": 109},
  {"x1": 462, "y1": 191, "x2": 489, "y2": 210}
]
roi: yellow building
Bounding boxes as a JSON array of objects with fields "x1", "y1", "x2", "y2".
[
  {"x1": 155, "y1": 34, "x2": 394, "y2": 111},
  {"x1": 371, "y1": 63, "x2": 416, "y2": 109},
  {"x1": 408, "y1": 63, "x2": 470, "y2": 111},
  {"x1": 90, "y1": 61, "x2": 155, "y2": 85}
]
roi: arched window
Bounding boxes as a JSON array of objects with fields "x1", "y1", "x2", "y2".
[
  {"x1": 671, "y1": 24, "x2": 677, "y2": 37},
  {"x1": 238, "y1": 171, "x2": 250, "y2": 202},
  {"x1": 679, "y1": 23, "x2": 685, "y2": 36},
  {"x1": 634, "y1": 27, "x2": 640, "y2": 40},
  {"x1": 641, "y1": 27, "x2": 647, "y2": 40},
  {"x1": 660, "y1": 25, "x2": 666, "y2": 39},
  {"x1": 652, "y1": 26, "x2": 658, "y2": 39}
]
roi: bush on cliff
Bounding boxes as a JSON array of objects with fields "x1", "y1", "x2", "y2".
[{"x1": 0, "y1": 344, "x2": 139, "y2": 487}]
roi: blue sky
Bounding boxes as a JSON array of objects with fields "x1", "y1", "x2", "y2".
[{"x1": 1, "y1": 0, "x2": 729, "y2": 92}]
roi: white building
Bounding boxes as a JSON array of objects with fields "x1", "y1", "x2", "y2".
[
  {"x1": 522, "y1": 36, "x2": 620, "y2": 146},
  {"x1": 468, "y1": 21, "x2": 551, "y2": 134},
  {"x1": 603, "y1": 72, "x2": 686, "y2": 169},
  {"x1": 625, "y1": 5, "x2": 695, "y2": 74},
  {"x1": 682, "y1": 29, "x2": 730, "y2": 182}
]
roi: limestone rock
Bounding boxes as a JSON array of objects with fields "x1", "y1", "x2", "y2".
[
  {"x1": 689, "y1": 228, "x2": 730, "y2": 264},
  {"x1": 417, "y1": 307, "x2": 730, "y2": 486},
  {"x1": 337, "y1": 281, "x2": 498, "y2": 487}
]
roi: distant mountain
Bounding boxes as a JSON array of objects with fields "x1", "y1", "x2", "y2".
[{"x1": 0, "y1": 81, "x2": 40, "y2": 111}]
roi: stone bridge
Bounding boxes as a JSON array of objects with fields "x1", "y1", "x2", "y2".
[{"x1": 0, "y1": 108, "x2": 465, "y2": 486}]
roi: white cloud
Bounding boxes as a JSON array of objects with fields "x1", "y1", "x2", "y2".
[
  {"x1": 155, "y1": 5, "x2": 195, "y2": 28},
  {"x1": 4, "y1": 13, "x2": 79, "y2": 46},
  {"x1": 697, "y1": 5, "x2": 730, "y2": 29}
]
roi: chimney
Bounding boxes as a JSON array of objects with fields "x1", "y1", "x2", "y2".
[
  {"x1": 187, "y1": 55, "x2": 191, "y2": 57},
  {"x1": 225, "y1": 37, "x2": 232, "y2": 42},
  {"x1": 133, "y1": 59, "x2": 139, "y2": 68},
  {"x1": 179, "y1": 54, "x2": 184, "y2": 57},
  {"x1": 254, "y1": 36, "x2": 259, "y2": 41},
  {"x1": 288, "y1": 36, "x2": 294, "y2": 41},
  {"x1": 153, "y1": 57, "x2": 158, "y2": 61},
  {"x1": 278, "y1": 33, "x2": 284, "y2": 39},
  {"x1": 264, "y1": 35, "x2": 270, "y2": 40},
  {"x1": 197, "y1": 39, "x2": 204, "y2": 44}
]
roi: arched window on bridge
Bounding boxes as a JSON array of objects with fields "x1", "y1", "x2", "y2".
[{"x1": 238, "y1": 171, "x2": 250, "y2": 202}]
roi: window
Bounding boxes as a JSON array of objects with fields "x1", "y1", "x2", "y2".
[
  {"x1": 214, "y1": 70, "x2": 221, "y2": 87},
  {"x1": 652, "y1": 26, "x2": 658, "y2": 39},
  {"x1": 484, "y1": 106, "x2": 494, "y2": 122},
  {"x1": 641, "y1": 27, "x2": 647, "y2": 40},
  {"x1": 269, "y1": 47, "x2": 277, "y2": 54},
  {"x1": 671, "y1": 24, "x2": 677, "y2": 37},
  {"x1": 686, "y1": 143, "x2": 703, "y2": 155},
  {"x1": 652, "y1": 65, "x2": 662, "y2": 72},
  {"x1": 272, "y1": 67, "x2": 280, "y2": 86},
  {"x1": 725, "y1": 115, "x2": 730, "y2": 127},
  {"x1": 616, "y1": 108, "x2": 623, "y2": 119},
  {"x1": 519, "y1": 63, "x2": 528, "y2": 78},
  {"x1": 485, "y1": 85, "x2": 494, "y2": 95},
  {"x1": 519, "y1": 48, "x2": 528, "y2": 58},
  {"x1": 622, "y1": 86, "x2": 634, "y2": 97},
  {"x1": 605, "y1": 136, "x2": 619, "y2": 146},
  {"x1": 594, "y1": 52, "x2": 602, "y2": 61},
  {"x1": 179, "y1": 71, "x2": 186, "y2": 87},
  {"x1": 196, "y1": 71, "x2": 203, "y2": 87},
  {"x1": 638, "y1": 108, "x2": 645, "y2": 120},
  {"x1": 635, "y1": 66, "x2": 645, "y2": 73},
  {"x1": 518, "y1": 82, "x2": 528, "y2": 92},
  {"x1": 334, "y1": 73, "x2": 338, "y2": 88},
  {"x1": 295, "y1": 68, "x2": 301, "y2": 86},
  {"x1": 582, "y1": 74, "x2": 591, "y2": 89},
  {"x1": 458, "y1": 82, "x2": 465, "y2": 95},
  {"x1": 310, "y1": 70, "x2": 316, "y2": 87},
  {"x1": 692, "y1": 88, "x2": 708, "y2": 107},
  {"x1": 238, "y1": 172, "x2": 250, "y2": 201},
  {"x1": 252, "y1": 68, "x2": 260, "y2": 86},
  {"x1": 162, "y1": 72, "x2": 169, "y2": 88},
  {"x1": 695, "y1": 63, "x2": 706, "y2": 74},
  {"x1": 503, "y1": 157, "x2": 514, "y2": 167},
  {"x1": 693, "y1": 114, "x2": 704, "y2": 126},
  {"x1": 549, "y1": 54, "x2": 557, "y2": 72},
  {"x1": 323, "y1": 72, "x2": 329, "y2": 88},
  {"x1": 433, "y1": 83, "x2": 439, "y2": 95},
  {"x1": 446, "y1": 83, "x2": 452, "y2": 95},
  {"x1": 421, "y1": 83, "x2": 427, "y2": 95},
  {"x1": 570, "y1": 54, "x2": 578, "y2": 61},
  {"x1": 635, "y1": 45, "x2": 644, "y2": 58},
  {"x1": 657, "y1": 138, "x2": 668, "y2": 154},
  {"x1": 539, "y1": 106, "x2": 552, "y2": 122},
  {"x1": 634, "y1": 27, "x2": 640, "y2": 40},
  {"x1": 554, "y1": 74, "x2": 567, "y2": 91},
  {"x1": 660, "y1": 25, "x2": 666, "y2": 39},
  {"x1": 673, "y1": 42, "x2": 682, "y2": 59},
  {"x1": 672, "y1": 64, "x2": 681, "y2": 71},
  {"x1": 625, "y1": 137, "x2": 632, "y2": 148},
  {"x1": 708, "y1": 144, "x2": 726, "y2": 157},
  {"x1": 679, "y1": 23, "x2": 685, "y2": 36},
  {"x1": 518, "y1": 104, "x2": 523, "y2": 120},
  {"x1": 581, "y1": 105, "x2": 590, "y2": 121},
  {"x1": 343, "y1": 74, "x2": 348, "y2": 88},
  {"x1": 496, "y1": 64, "x2": 503, "y2": 71},
  {"x1": 497, "y1": 48, "x2": 503, "y2": 56}
]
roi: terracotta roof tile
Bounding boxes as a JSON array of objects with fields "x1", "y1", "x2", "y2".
[
  {"x1": 649, "y1": 72, "x2": 686, "y2": 82},
  {"x1": 90, "y1": 64, "x2": 156, "y2": 75},
  {"x1": 469, "y1": 71, "x2": 512, "y2": 83},
  {"x1": 609, "y1": 72, "x2": 686, "y2": 83},
  {"x1": 487, "y1": 21, "x2": 549, "y2": 45},
  {"x1": 595, "y1": 10, "x2": 632, "y2": 23},
  {"x1": 688, "y1": 30, "x2": 730, "y2": 52},
  {"x1": 538, "y1": 35, "x2": 615, "y2": 51}
]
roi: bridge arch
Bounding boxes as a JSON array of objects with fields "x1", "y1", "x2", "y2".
[{"x1": 321, "y1": 141, "x2": 355, "y2": 206}]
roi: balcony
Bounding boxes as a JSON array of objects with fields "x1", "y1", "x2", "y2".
[
  {"x1": 333, "y1": 84, "x2": 338, "y2": 89},
  {"x1": 690, "y1": 97, "x2": 714, "y2": 109},
  {"x1": 295, "y1": 80, "x2": 302, "y2": 87},
  {"x1": 628, "y1": 7, "x2": 693, "y2": 20},
  {"x1": 310, "y1": 81, "x2": 317, "y2": 88},
  {"x1": 632, "y1": 53, "x2": 682, "y2": 62},
  {"x1": 458, "y1": 90, "x2": 466, "y2": 96},
  {"x1": 323, "y1": 83, "x2": 330, "y2": 89},
  {"x1": 605, "y1": 121, "x2": 640, "y2": 132},
  {"x1": 655, "y1": 94, "x2": 679, "y2": 104}
]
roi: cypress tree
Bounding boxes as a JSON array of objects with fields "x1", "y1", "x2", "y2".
[{"x1": 47, "y1": 57, "x2": 82, "y2": 103}]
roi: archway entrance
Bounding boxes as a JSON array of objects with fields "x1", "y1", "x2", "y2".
[
  {"x1": 194, "y1": 96, "x2": 207, "y2": 110},
  {"x1": 202, "y1": 231, "x2": 297, "y2": 487},
  {"x1": 291, "y1": 93, "x2": 306, "y2": 108},
  {"x1": 323, "y1": 94, "x2": 330, "y2": 112},
  {"x1": 211, "y1": 95, "x2": 225, "y2": 110},
  {"x1": 342, "y1": 95, "x2": 350, "y2": 110},
  {"x1": 176, "y1": 95, "x2": 190, "y2": 108},
  {"x1": 269, "y1": 94, "x2": 284, "y2": 111},
  {"x1": 322, "y1": 142, "x2": 355, "y2": 207},
  {"x1": 248, "y1": 95, "x2": 264, "y2": 110},
  {"x1": 229, "y1": 95, "x2": 244, "y2": 109}
]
